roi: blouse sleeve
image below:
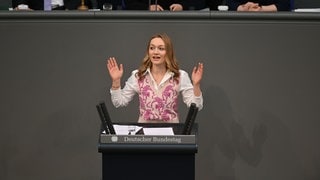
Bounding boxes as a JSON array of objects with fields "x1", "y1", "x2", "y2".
[
  {"x1": 179, "y1": 70, "x2": 203, "y2": 110},
  {"x1": 110, "y1": 70, "x2": 139, "y2": 108}
]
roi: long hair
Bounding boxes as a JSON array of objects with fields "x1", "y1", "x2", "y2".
[{"x1": 137, "y1": 33, "x2": 180, "y2": 80}]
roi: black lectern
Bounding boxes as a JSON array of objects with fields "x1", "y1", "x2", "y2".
[{"x1": 98, "y1": 123, "x2": 198, "y2": 180}]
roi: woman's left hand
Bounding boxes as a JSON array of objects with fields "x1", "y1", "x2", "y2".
[{"x1": 191, "y1": 62, "x2": 204, "y2": 86}]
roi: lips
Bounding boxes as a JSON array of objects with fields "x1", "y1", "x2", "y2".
[{"x1": 152, "y1": 56, "x2": 161, "y2": 60}]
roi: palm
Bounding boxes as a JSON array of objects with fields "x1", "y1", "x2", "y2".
[
  {"x1": 107, "y1": 57, "x2": 123, "y2": 81},
  {"x1": 191, "y1": 63, "x2": 203, "y2": 85}
]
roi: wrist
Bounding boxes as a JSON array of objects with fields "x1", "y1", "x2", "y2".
[
  {"x1": 111, "y1": 86, "x2": 120, "y2": 90},
  {"x1": 111, "y1": 79, "x2": 120, "y2": 85},
  {"x1": 193, "y1": 82, "x2": 201, "y2": 87}
]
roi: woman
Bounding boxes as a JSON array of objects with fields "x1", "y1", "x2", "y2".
[{"x1": 107, "y1": 33, "x2": 204, "y2": 123}]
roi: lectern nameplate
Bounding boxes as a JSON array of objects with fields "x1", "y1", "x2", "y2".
[{"x1": 100, "y1": 134, "x2": 196, "y2": 144}]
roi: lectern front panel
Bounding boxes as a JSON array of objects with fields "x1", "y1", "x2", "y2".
[{"x1": 99, "y1": 123, "x2": 197, "y2": 180}]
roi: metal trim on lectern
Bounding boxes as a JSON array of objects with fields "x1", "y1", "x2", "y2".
[
  {"x1": 98, "y1": 123, "x2": 198, "y2": 153},
  {"x1": 98, "y1": 134, "x2": 198, "y2": 153}
]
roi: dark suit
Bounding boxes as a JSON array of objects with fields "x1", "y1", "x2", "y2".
[
  {"x1": 187, "y1": 0, "x2": 223, "y2": 10},
  {"x1": 124, "y1": 0, "x2": 188, "y2": 10},
  {"x1": 124, "y1": 0, "x2": 222, "y2": 10},
  {"x1": 226, "y1": 0, "x2": 290, "y2": 11},
  {"x1": 12, "y1": 0, "x2": 93, "y2": 10}
]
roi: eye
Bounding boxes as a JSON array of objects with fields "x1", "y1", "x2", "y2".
[
  {"x1": 159, "y1": 47, "x2": 165, "y2": 51},
  {"x1": 149, "y1": 46, "x2": 155, "y2": 50}
]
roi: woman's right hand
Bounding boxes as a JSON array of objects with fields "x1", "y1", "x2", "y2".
[{"x1": 107, "y1": 57, "x2": 123, "y2": 82}]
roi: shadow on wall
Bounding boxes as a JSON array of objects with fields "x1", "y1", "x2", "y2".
[
  {"x1": 196, "y1": 84, "x2": 307, "y2": 180},
  {"x1": 197, "y1": 85, "x2": 268, "y2": 180}
]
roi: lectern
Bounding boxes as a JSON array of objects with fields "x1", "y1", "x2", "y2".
[{"x1": 98, "y1": 123, "x2": 198, "y2": 180}]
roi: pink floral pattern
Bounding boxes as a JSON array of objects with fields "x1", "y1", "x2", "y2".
[{"x1": 138, "y1": 76, "x2": 179, "y2": 121}]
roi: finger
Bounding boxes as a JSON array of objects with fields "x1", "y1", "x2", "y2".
[
  {"x1": 110, "y1": 57, "x2": 117, "y2": 68},
  {"x1": 192, "y1": 66, "x2": 197, "y2": 74},
  {"x1": 119, "y1": 64, "x2": 123, "y2": 72},
  {"x1": 198, "y1": 63, "x2": 203, "y2": 72},
  {"x1": 194, "y1": 63, "x2": 203, "y2": 75},
  {"x1": 107, "y1": 58, "x2": 113, "y2": 69},
  {"x1": 107, "y1": 60, "x2": 111, "y2": 70},
  {"x1": 107, "y1": 58, "x2": 112, "y2": 70}
]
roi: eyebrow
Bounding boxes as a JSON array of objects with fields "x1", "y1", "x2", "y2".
[{"x1": 150, "y1": 44, "x2": 165, "y2": 47}]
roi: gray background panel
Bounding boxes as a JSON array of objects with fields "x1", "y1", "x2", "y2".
[{"x1": 1, "y1": 12, "x2": 320, "y2": 180}]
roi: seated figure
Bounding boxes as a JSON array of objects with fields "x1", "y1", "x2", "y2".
[
  {"x1": 124, "y1": 0, "x2": 223, "y2": 10},
  {"x1": 12, "y1": 0, "x2": 92, "y2": 10},
  {"x1": 226, "y1": 0, "x2": 290, "y2": 11},
  {"x1": 124, "y1": 0, "x2": 186, "y2": 11}
]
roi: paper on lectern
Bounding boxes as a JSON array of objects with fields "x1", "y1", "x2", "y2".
[
  {"x1": 143, "y1": 127, "x2": 174, "y2": 135},
  {"x1": 113, "y1": 125, "x2": 142, "y2": 135}
]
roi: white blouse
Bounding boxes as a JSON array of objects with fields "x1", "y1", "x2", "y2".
[{"x1": 110, "y1": 69, "x2": 203, "y2": 112}]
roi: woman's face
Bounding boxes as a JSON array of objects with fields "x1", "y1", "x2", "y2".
[{"x1": 148, "y1": 37, "x2": 166, "y2": 66}]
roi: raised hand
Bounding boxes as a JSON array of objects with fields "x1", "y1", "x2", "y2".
[
  {"x1": 107, "y1": 57, "x2": 123, "y2": 82},
  {"x1": 191, "y1": 62, "x2": 204, "y2": 86}
]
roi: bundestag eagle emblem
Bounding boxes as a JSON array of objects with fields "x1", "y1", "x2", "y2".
[{"x1": 111, "y1": 136, "x2": 118, "y2": 142}]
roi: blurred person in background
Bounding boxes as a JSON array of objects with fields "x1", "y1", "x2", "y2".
[
  {"x1": 12, "y1": 0, "x2": 92, "y2": 10},
  {"x1": 226, "y1": 0, "x2": 290, "y2": 11},
  {"x1": 124, "y1": 0, "x2": 186, "y2": 11},
  {"x1": 124, "y1": 0, "x2": 223, "y2": 10}
]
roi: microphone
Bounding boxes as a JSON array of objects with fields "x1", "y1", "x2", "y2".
[
  {"x1": 99, "y1": 102, "x2": 116, "y2": 134},
  {"x1": 96, "y1": 105, "x2": 110, "y2": 134},
  {"x1": 182, "y1": 103, "x2": 199, "y2": 135},
  {"x1": 96, "y1": 101, "x2": 116, "y2": 134}
]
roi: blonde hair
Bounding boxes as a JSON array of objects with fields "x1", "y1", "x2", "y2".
[{"x1": 137, "y1": 33, "x2": 180, "y2": 80}]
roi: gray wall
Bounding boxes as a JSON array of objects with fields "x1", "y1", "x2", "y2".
[{"x1": 1, "y1": 12, "x2": 320, "y2": 180}]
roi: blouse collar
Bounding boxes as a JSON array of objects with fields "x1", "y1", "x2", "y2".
[
  {"x1": 145, "y1": 68, "x2": 174, "y2": 77},
  {"x1": 145, "y1": 68, "x2": 174, "y2": 86}
]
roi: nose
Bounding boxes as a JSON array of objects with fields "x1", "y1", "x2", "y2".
[{"x1": 153, "y1": 47, "x2": 160, "y2": 53}]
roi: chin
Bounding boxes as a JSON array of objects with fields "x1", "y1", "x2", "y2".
[{"x1": 151, "y1": 59, "x2": 162, "y2": 63}]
